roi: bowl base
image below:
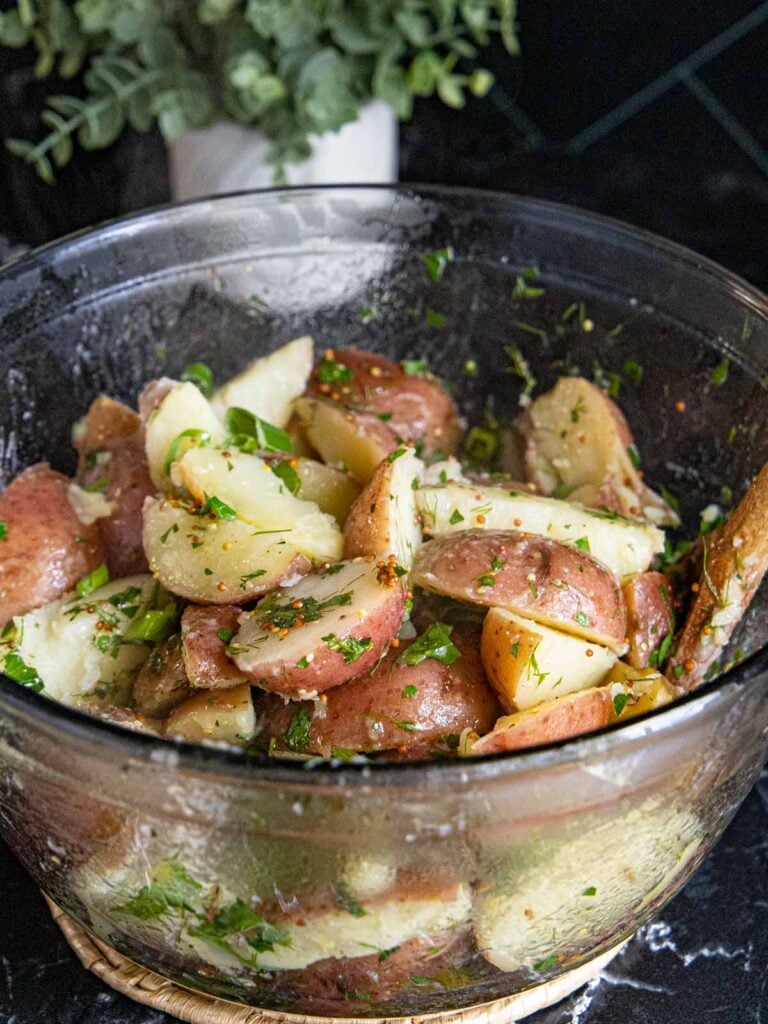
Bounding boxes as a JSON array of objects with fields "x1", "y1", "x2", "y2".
[{"x1": 46, "y1": 896, "x2": 626, "y2": 1023}]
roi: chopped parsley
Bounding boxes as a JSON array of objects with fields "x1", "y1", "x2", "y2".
[
  {"x1": 533, "y1": 954, "x2": 558, "y2": 972},
  {"x1": 317, "y1": 358, "x2": 352, "y2": 384},
  {"x1": 83, "y1": 472, "x2": 109, "y2": 493},
  {"x1": 425, "y1": 308, "x2": 446, "y2": 327},
  {"x1": 402, "y1": 684, "x2": 418, "y2": 698},
  {"x1": 160, "y1": 523, "x2": 179, "y2": 544},
  {"x1": 449, "y1": 508, "x2": 464, "y2": 525},
  {"x1": 574, "y1": 611, "x2": 590, "y2": 627},
  {"x1": 623, "y1": 358, "x2": 644, "y2": 384},
  {"x1": 217, "y1": 628, "x2": 234, "y2": 643},
  {"x1": 322, "y1": 633, "x2": 374, "y2": 664},
  {"x1": 2, "y1": 652, "x2": 44, "y2": 692},
  {"x1": 402, "y1": 358, "x2": 429, "y2": 375},
  {"x1": 195, "y1": 494, "x2": 238, "y2": 521},
  {"x1": 612, "y1": 692, "x2": 630, "y2": 716},
  {"x1": 76, "y1": 564, "x2": 110, "y2": 598},
  {"x1": 398, "y1": 622, "x2": 460, "y2": 667},
  {"x1": 271, "y1": 460, "x2": 301, "y2": 495},
  {"x1": 296, "y1": 655, "x2": 311, "y2": 669},
  {"x1": 510, "y1": 642, "x2": 520, "y2": 658},
  {"x1": 582, "y1": 886, "x2": 597, "y2": 896},
  {"x1": 378, "y1": 945, "x2": 401, "y2": 962},
  {"x1": 181, "y1": 362, "x2": 214, "y2": 398},
  {"x1": 0, "y1": 521, "x2": 6, "y2": 541},
  {"x1": 283, "y1": 706, "x2": 313, "y2": 752},
  {"x1": 387, "y1": 447, "x2": 407, "y2": 463},
  {"x1": 711, "y1": 360, "x2": 729, "y2": 386},
  {"x1": 257, "y1": 591, "x2": 352, "y2": 631},
  {"x1": 660, "y1": 485, "x2": 680, "y2": 514},
  {"x1": 225, "y1": 406, "x2": 293, "y2": 454},
  {"x1": 422, "y1": 246, "x2": 454, "y2": 282},
  {"x1": 334, "y1": 881, "x2": 366, "y2": 917},
  {"x1": 513, "y1": 274, "x2": 545, "y2": 299},
  {"x1": 113, "y1": 859, "x2": 202, "y2": 920},
  {"x1": 504, "y1": 345, "x2": 536, "y2": 396},
  {"x1": 527, "y1": 648, "x2": 548, "y2": 686},
  {"x1": 240, "y1": 571, "x2": 267, "y2": 589},
  {"x1": 462, "y1": 425, "x2": 499, "y2": 467},
  {"x1": 359, "y1": 305, "x2": 379, "y2": 323},
  {"x1": 627, "y1": 443, "x2": 641, "y2": 469},
  {"x1": 574, "y1": 536, "x2": 591, "y2": 552},
  {"x1": 189, "y1": 899, "x2": 289, "y2": 956}
]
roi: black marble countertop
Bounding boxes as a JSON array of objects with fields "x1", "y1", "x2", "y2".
[{"x1": 2, "y1": 2, "x2": 768, "y2": 1020}]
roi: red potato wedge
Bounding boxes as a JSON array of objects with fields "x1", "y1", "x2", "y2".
[
  {"x1": 519, "y1": 376, "x2": 677, "y2": 526},
  {"x1": 142, "y1": 497, "x2": 310, "y2": 605},
  {"x1": 623, "y1": 571, "x2": 674, "y2": 669},
  {"x1": 181, "y1": 605, "x2": 248, "y2": 690},
  {"x1": 343, "y1": 448, "x2": 423, "y2": 570},
  {"x1": 76, "y1": 396, "x2": 154, "y2": 577},
  {"x1": 481, "y1": 607, "x2": 617, "y2": 712},
  {"x1": 231, "y1": 558, "x2": 406, "y2": 698},
  {"x1": 140, "y1": 379, "x2": 225, "y2": 491},
  {"x1": 133, "y1": 635, "x2": 191, "y2": 718},
  {"x1": 257, "y1": 629, "x2": 501, "y2": 758},
  {"x1": 463, "y1": 686, "x2": 614, "y2": 756},
  {"x1": 667, "y1": 463, "x2": 768, "y2": 689},
  {"x1": 0, "y1": 464, "x2": 105, "y2": 625},
  {"x1": 413, "y1": 530, "x2": 627, "y2": 652},
  {"x1": 414, "y1": 480, "x2": 664, "y2": 579},
  {"x1": 307, "y1": 349, "x2": 461, "y2": 458},
  {"x1": 165, "y1": 683, "x2": 255, "y2": 745},
  {"x1": 294, "y1": 397, "x2": 399, "y2": 483}
]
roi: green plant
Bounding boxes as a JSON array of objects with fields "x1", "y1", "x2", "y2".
[{"x1": 0, "y1": 0, "x2": 518, "y2": 182}]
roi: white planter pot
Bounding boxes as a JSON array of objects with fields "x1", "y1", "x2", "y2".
[{"x1": 168, "y1": 100, "x2": 398, "y2": 202}]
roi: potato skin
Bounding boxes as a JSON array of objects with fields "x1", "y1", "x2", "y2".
[
  {"x1": 133, "y1": 634, "x2": 191, "y2": 718},
  {"x1": 669, "y1": 463, "x2": 768, "y2": 688},
  {"x1": 181, "y1": 605, "x2": 248, "y2": 689},
  {"x1": 307, "y1": 349, "x2": 460, "y2": 458},
  {"x1": 77, "y1": 396, "x2": 154, "y2": 577},
  {"x1": 623, "y1": 572, "x2": 673, "y2": 669},
  {"x1": 0, "y1": 464, "x2": 105, "y2": 625},
  {"x1": 413, "y1": 529, "x2": 627, "y2": 652},
  {"x1": 258, "y1": 630, "x2": 500, "y2": 758},
  {"x1": 465, "y1": 687, "x2": 613, "y2": 755}
]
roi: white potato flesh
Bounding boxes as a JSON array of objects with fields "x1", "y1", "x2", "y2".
[
  {"x1": 3, "y1": 575, "x2": 159, "y2": 707},
  {"x1": 231, "y1": 558, "x2": 404, "y2": 697},
  {"x1": 292, "y1": 458, "x2": 361, "y2": 524},
  {"x1": 257, "y1": 883, "x2": 471, "y2": 971},
  {"x1": 144, "y1": 381, "x2": 225, "y2": 491},
  {"x1": 343, "y1": 449, "x2": 424, "y2": 570},
  {"x1": 173, "y1": 447, "x2": 342, "y2": 563},
  {"x1": 211, "y1": 336, "x2": 314, "y2": 427},
  {"x1": 481, "y1": 607, "x2": 617, "y2": 712},
  {"x1": 473, "y1": 810, "x2": 698, "y2": 972},
  {"x1": 415, "y1": 481, "x2": 663, "y2": 579},
  {"x1": 294, "y1": 397, "x2": 396, "y2": 483},
  {"x1": 605, "y1": 662, "x2": 679, "y2": 722},
  {"x1": 165, "y1": 683, "x2": 255, "y2": 746},
  {"x1": 143, "y1": 499, "x2": 309, "y2": 604}
]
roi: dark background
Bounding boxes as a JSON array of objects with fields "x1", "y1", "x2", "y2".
[{"x1": 1, "y1": 1, "x2": 768, "y2": 1021}]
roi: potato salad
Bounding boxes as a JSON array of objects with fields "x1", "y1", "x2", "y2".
[{"x1": 2, "y1": 336, "x2": 766, "y2": 760}]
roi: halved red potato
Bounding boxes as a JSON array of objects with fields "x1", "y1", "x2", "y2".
[
  {"x1": 0, "y1": 464, "x2": 105, "y2": 625},
  {"x1": 211, "y1": 336, "x2": 314, "y2": 427},
  {"x1": 413, "y1": 530, "x2": 627, "y2": 652},
  {"x1": 462, "y1": 686, "x2": 614, "y2": 756},
  {"x1": 231, "y1": 559, "x2": 405, "y2": 698},
  {"x1": 668, "y1": 463, "x2": 768, "y2": 689},
  {"x1": 481, "y1": 607, "x2": 617, "y2": 712},
  {"x1": 257, "y1": 630, "x2": 501, "y2": 758},
  {"x1": 143, "y1": 497, "x2": 310, "y2": 605},
  {"x1": 343, "y1": 448, "x2": 423, "y2": 570},
  {"x1": 181, "y1": 605, "x2": 248, "y2": 689},
  {"x1": 414, "y1": 480, "x2": 664, "y2": 579},
  {"x1": 165, "y1": 682, "x2": 255, "y2": 745},
  {"x1": 76, "y1": 396, "x2": 154, "y2": 577},
  {"x1": 623, "y1": 571, "x2": 673, "y2": 668},
  {"x1": 519, "y1": 376, "x2": 677, "y2": 526},
  {"x1": 306, "y1": 349, "x2": 461, "y2": 458},
  {"x1": 294, "y1": 397, "x2": 399, "y2": 483},
  {"x1": 133, "y1": 635, "x2": 191, "y2": 718}
]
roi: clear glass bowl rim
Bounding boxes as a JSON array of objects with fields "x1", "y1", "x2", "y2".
[{"x1": 1, "y1": 181, "x2": 767, "y2": 787}]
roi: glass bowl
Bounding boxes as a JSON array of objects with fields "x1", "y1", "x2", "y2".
[{"x1": 1, "y1": 186, "x2": 768, "y2": 1018}]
